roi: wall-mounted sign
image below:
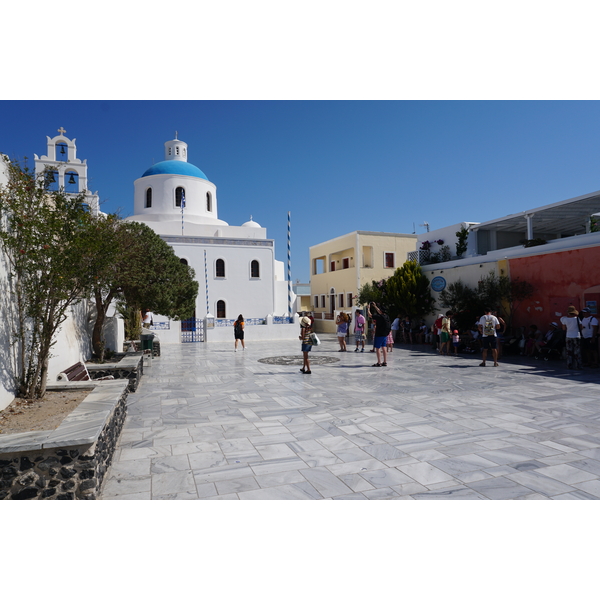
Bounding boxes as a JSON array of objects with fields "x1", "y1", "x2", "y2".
[
  {"x1": 431, "y1": 276, "x2": 447, "y2": 292},
  {"x1": 586, "y1": 300, "x2": 597, "y2": 315}
]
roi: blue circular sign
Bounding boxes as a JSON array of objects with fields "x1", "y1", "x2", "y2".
[{"x1": 431, "y1": 276, "x2": 446, "y2": 292}]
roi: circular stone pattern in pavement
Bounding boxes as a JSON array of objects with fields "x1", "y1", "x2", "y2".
[{"x1": 258, "y1": 355, "x2": 340, "y2": 366}]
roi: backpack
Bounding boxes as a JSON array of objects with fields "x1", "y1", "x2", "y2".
[
  {"x1": 434, "y1": 317, "x2": 443, "y2": 329},
  {"x1": 234, "y1": 320, "x2": 243, "y2": 334}
]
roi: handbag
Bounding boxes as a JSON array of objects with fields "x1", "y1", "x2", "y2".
[{"x1": 309, "y1": 332, "x2": 321, "y2": 346}]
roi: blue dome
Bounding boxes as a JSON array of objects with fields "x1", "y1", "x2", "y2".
[{"x1": 142, "y1": 161, "x2": 207, "y2": 180}]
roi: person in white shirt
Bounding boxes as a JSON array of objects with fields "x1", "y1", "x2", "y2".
[
  {"x1": 478, "y1": 308, "x2": 500, "y2": 367},
  {"x1": 580, "y1": 307, "x2": 599, "y2": 368},
  {"x1": 560, "y1": 305, "x2": 582, "y2": 369},
  {"x1": 142, "y1": 308, "x2": 154, "y2": 327}
]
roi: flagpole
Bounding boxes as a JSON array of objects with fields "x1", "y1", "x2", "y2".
[
  {"x1": 204, "y1": 249, "x2": 209, "y2": 315},
  {"x1": 287, "y1": 211, "x2": 292, "y2": 317},
  {"x1": 181, "y1": 193, "x2": 185, "y2": 236}
]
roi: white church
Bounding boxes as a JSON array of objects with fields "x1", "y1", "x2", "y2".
[{"x1": 125, "y1": 135, "x2": 297, "y2": 342}]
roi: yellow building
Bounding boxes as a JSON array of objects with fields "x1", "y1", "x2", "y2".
[{"x1": 309, "y1": 231, "x2": 417, "y2": 332}]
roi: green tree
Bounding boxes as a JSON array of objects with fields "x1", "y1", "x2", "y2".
[
  {"x1": 455, "y1": 225, "x2": 469, "y2": 258},
  {"x1": 477, "y1": 271, "x2": 535, "y2": 331},
  {"x1": 356, "y1": 279, "x2": 386, "y2": 308},
  {"x1": 0, "y1": 158, "x2": 99, "y2": 398},
  {"x1": 90, "y1": 220, "x2": 199, "y2": 360},
  {"x1": 438, "y1": 279, "x2": 485, "y2": 331},
  {"x1": 385, "y1": 260, "x2": 435, "y2": 320}
]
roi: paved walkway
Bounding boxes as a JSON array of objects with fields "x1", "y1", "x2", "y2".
[{"x1": 101, "y1": 336, "x2": 600, "y2": 499}]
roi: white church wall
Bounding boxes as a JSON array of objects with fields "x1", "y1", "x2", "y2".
[
  {"x1": 133, "y1": 174, "x2": 223, "y2": 226},
  {"x1": 103, "y1": 315, "x2": 125, "y2": 354},
  {"x1": 47, "y1": 300, "x2": 93, "y2": 382},
  {"x1": 0, "y1": 247, "x2": 18, "y2": 410},
  {"x1": 170, "y1": 241, "x2": 277, "y2": 320},
  {"x1": 204, "y1": 320, "x2": 299, "y2": 343}
]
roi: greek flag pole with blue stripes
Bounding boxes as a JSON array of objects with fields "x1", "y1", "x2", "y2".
[
  {"x1": 287, "y1": 211, "x2": 291, "y2": 318},
  {"x1": 204, "y1": 249, "x2": 209, "y2": 315},
  {"x1": 181, "y1": 192, "x2": 185, "y2": 236}
]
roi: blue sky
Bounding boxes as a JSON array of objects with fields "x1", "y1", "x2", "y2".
[{"x1": 3, "y1": 100, "x2": 600, "y2": 283}]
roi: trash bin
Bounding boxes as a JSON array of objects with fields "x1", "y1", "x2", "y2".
[{"x1": 140, "y1": 333, "x2": 155, "y2": 354}]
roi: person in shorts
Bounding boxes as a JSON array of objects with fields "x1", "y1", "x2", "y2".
[
  {"x1": 478, "y1": 308, "x2": 500, "y2": 367},
  {"x1": 233, "y1": 314, "x2": 245, "y2": 351},
  {"x1": 354, "y1": 309, "x2": 366, "y2": 352},
  {"x1": 368, "y1": 302, "x2": 391, "y2": 367},
  {"x1": 452, "y1": 330, "x2": 460, "y2": 356},
  {"x1": 440, "y1": 311, "x2": 452, "y2": 355},
  {"x1": 299, "y1": 316, "x2": 313, "y2": 374}
]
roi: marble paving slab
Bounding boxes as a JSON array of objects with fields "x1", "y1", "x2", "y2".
[{"x1": 99, "y1": 337, "x2": 600, "y2": 500}]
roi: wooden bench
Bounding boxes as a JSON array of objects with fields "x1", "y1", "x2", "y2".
[{"x1": 57, "y1": 362, "x2": 114, "y2": 383}]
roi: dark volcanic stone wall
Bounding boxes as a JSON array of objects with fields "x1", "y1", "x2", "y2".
[{"x1": 0, "y1": 387, "x2": 128, "y2": 500}]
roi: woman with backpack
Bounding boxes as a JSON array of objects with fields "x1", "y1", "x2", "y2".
[{"x1": 234, "y1": 315, "x2": 245, "y2": 351}]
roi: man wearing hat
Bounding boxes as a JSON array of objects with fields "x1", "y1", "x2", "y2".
[
  {"x1": 560, "y1": 305, "x2": 583, "y2": 369},
  {"x1": 299, "y1": 315, "x2": 313, "y2": 374},
  {"x1": 580, "y1": 307, "x2": 599, "y2": 368}
]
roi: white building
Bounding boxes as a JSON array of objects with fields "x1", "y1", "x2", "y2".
[{"x1": 126, "y1": 136, "x2": 297, "y2": 342}]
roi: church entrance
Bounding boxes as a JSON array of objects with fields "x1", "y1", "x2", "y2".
[{"x1": 181, "y1": 310, "x2": 204, "y2": 342}]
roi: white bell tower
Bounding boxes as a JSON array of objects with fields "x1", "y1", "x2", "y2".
[
  {"x1": 34, "y1": 127, "x2": 100, "y2": 215},
  {"x1": 164, "y1": 132, "x2": 188, "y2": 162}
]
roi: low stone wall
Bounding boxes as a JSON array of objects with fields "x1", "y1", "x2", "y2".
[
  {"x1": 0, "y1": 380, "x2": 128, "y2": 500},
  {"x1": 87, "y1": 353, "x2": 144, "y2": 392}
]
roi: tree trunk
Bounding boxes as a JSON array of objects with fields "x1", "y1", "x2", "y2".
[{"x1": 92, "y1": 290, "x2": 115, "y2": 362}]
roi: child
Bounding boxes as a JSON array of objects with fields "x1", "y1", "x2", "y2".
[
  {"x1": 386, "y1": 328, "x2": 394, "y2": 352},
  {"x1": 452, "y1": 330, "x2": 460, "y2": 356}
]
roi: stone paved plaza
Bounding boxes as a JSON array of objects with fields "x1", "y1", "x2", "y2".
[{"x1": 101, "y1": 335, "x2": 600, "y2": 500}]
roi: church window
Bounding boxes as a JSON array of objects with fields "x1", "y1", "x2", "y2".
[
  {"x1": 175, "y1": 187, "x2": 185, "y2": 207},
  {"x1": 314, "y1": 296, "x2": 319, "y2": 308},
  {"x1": 168, "y1": 148, "x2": 172, "y2": 156},
  {"x1": 180, "y1": 258, "x2": 188, "y2": 265},
  {"x1": 251, "y1": 260, "x2": 260, "y2": 278},
  {"x1": 176, "y1": 146, "x2": 180, "y2": 156},
  {"x1": 206, "y1": 192, "x2": 212, "y2": 212},
  {"x1": 145, "y1": 188, "x2": 152, "y2": 208},
  {"x1": 216, "y1": 259, "x2": 225, "y2": 278},
  {"x1": 217, "y1": 300, "x2": 226, "y2": 318},
  {"x1": 339, "y1": 293, "x2": 344, "y2": 308},
  {"x1": 347, "y1": 293, "x2": 353, "y2": 307}
]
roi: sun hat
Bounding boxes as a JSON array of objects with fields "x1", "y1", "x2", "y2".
[
  {"x1": 453, "y1": 330, "x2": 458, "y2": 334},
  {"x1": 581, "y1": 307, "x2": 590, "y2": 313},
  {"x1": 550, "y1": 322, "x2": 558, "y2": 327},
  {"x1": 567, "y1": 305, "x2": 579, "y2": 316},
  {"x1": 300, "y1": 316, "x2": 311, "y2": 326}
]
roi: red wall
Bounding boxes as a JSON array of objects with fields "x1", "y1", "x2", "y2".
[{"x1": 508, "y1": 245, "x2": 600, "y2": 332}]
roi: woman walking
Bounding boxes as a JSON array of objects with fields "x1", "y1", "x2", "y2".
[
  {"x1": 234, "y1": 314, "x2": 245, "y2": 351},
  {"x1": 299, "y1": 315, "x2": 313, "y2": 374}
]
